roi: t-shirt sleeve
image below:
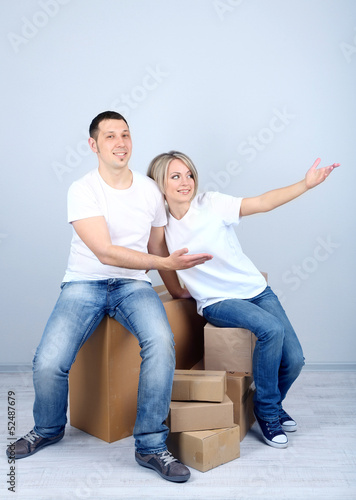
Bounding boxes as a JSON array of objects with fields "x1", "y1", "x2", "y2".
[
  {"x1": 206, "y1": 191, "x2": 243, "y2": 225},
  {"x1": 67, "y1": 180, "x2": 103, "y2": 223}
]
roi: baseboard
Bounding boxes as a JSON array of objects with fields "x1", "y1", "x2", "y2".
[
  {"x1": 0, "y1": 364, "x2": 32, "y2": 373},
  {"x1": 302, "y1": 363, "x2": 356, "y2": 371}
]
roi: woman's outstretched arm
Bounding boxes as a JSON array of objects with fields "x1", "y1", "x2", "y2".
[{"x1": 240, "y1": 158, "x2": 340, "y2": 217}]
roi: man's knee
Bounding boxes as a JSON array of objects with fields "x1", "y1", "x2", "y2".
[
  {"x1": 33, "y1": 342, "x2": 73, "y2": 379},
  {"x1": 139, "y1": 328, "x2": 175, "y2": 365},
  {"x1": 33, "y1": 350, "x2": 59, "y2": 379},
  {"x1": 142, "y1": 329, "x2": 175, "y2": 353}
]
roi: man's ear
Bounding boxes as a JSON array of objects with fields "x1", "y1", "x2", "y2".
[{"x1": 88, "y1": 137, "x2": 98, "y2": 153}]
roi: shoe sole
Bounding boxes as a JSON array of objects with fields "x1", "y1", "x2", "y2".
[
  {"x1": 261, "y1": 435, "x2": 288, "y2": 449},
  {"x1": 135, "y1": 456, "x2": 190, "y2": 483},
  {"x1": 281, "y1": 422, "x2": 298, "y2": 432}
]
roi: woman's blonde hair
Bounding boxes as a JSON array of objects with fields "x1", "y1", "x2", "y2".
[{"x1": 147, "y1": 151, "x2": 199, "y2": 200}]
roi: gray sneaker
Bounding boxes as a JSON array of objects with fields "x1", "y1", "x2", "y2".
[
  {"x1": 6, "y1": 429, "x2": 64, "y2": 459},
  {"x1": 135, "y1": 450, "x2": 190, "y2": 482}
]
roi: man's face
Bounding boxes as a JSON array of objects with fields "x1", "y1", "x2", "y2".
[{"x1": 89, "y1": 119, "x2": 132, "y2": 171}]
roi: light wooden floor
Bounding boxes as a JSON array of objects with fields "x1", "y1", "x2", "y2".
[{"x1": 1, "y1": 370, "x2": 355, "y2": 500}]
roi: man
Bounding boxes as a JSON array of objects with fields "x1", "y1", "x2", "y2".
[{"x1": 6, "y1": 111, "x2": 212, "y2": 483}]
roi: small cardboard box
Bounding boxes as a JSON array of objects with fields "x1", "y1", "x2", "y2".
[
  {"x1": 226, "y1": 372, "x2": 255, "y2": 440},
  {"x1": 168, "y1": 394, "x2": 234, "y2": 432},
  {"x1": 167, "y1": 425, "x2": 240, "y2": 472},
  {"x1": 172, "y1": 369, "x2": 227, "y2": 402},
  {"x1": 69, "y1": 287, "x2": 206, "y2": 443},
  {"x1": 203, "y1": 272, "x2": 267, "y2": 373},
  {"x1": 204, "y1": 324, "x2": 257, "y2": 373}
]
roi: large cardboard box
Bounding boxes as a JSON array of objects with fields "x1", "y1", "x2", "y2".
[
  {"x1": 204, "y1": 324, "x2": 256, "y2": 373},
  {"x1": 69, "y1": 288, "x2": 206, "y2": 443},
  {"x1": 168, "y1": 395, "x2": 234, "y2": 432},
  {"x1": 226, "y1": 372, "x2": 255, "y2": 440},
  {"x1": 172, "y1": 369, "x2": 226, "y2": 402},
  {"x1": 167, "y1": 425, "x2": 240, "y2": 472}
]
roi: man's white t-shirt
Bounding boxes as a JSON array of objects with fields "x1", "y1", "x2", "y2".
[
  {"x1": 164, "y1": 191, "x2": 267, "y2": 315},
  {"x1": 62, "y1": 169, "x2": 167, "y2": 282}
]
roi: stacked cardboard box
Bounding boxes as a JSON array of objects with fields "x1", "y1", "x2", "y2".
[
  {"x1": 204, "y1": 272, "x2": 266, "y2": 372},
  {"x1": 185, "y1": 363, "x2": 256, "y2": 441},
  {"x1": 166, "y1": 370, "x2": 240, "y2": 472},
  {"x1": 203, "y1": 324, "x2": 257, "y2": 440},
  {"x1": 204, "y1": 323, "x2": 257, "y2": 373},
  {"x1": 226, "y1": 371, "x2": 255, "y2": 440},
  {"x1": 202, "y1": 269, "x2": 266, "y2": 439}
]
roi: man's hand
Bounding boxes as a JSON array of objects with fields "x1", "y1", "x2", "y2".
[
  {"x1": 165, "y1": 248, "x2": 213, "y2": 270},
  {"x1": 305, "y1": 158, "x2": 340, "y2": 189}
]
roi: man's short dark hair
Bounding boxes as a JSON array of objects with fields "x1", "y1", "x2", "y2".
[{"x1": 89, "y1": 111, "x2": 129, "y2": 141}]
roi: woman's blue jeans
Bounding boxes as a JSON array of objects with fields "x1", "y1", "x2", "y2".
[
  {"x1": 32, "y1": 279, "x2": 175, "y2": 455},
  {"x1": 202, "y1": 286, "x2": 305, "y2": 421}
]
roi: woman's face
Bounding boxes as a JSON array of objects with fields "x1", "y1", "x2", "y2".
[{"x1": 165, "y1": 159, "x2": 195, "y2": 204}]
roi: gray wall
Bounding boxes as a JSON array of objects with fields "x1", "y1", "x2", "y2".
[{"x1": 1, "y1": 0, "x2": 355, "y2": 367}]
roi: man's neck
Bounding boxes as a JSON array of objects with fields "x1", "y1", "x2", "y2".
[{"x1": 98, "y1": 166, "x2": 133, "y2": 190}]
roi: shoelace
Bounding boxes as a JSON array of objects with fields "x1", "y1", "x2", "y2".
[
  {"x1": 266, "y1": 419, "x2": 284, "y2": 435},
  {"x1": 23, "y1": 430, "x2": 40, "y2": 443},
  {"x1": 158, "y1": 451, "x2": 178, "y2": 465}
]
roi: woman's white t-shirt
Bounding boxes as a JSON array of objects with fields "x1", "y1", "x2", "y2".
[
  {"x1": 63, "y1": 169, "x2": 166, "y2": 282},
  {"x1": 164, "y1": 191, "x2": 267, "y2": 315}
]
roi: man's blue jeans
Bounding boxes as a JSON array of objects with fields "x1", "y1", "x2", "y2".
[
  {"x1": 32, "y1": 279, "x2": 175, "y2": 454},
  {"x1": 202, "y1": 286, "x2": 305, "y2": 421}
]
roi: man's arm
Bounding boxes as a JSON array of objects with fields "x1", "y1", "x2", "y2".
[
  {"x1": 72, "y1": 217, "x2": 212, "y2": 272},
  {"x1": 240, "y1": 158, "x2": 340, "y2": 217},
  {"x1": 147, "y1": 226, "x2": 193, "y2": 298}
]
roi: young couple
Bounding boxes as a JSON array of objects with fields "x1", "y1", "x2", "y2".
[{"x1": 7, "y1": 111, "x2": 338, "y2": 483}]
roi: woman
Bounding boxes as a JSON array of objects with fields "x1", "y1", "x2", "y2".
[{"x1": 147, "y1": 151, "x2": 339, "y2": 449}]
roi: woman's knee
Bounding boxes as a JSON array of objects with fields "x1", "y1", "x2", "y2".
[
  {"x1": 290, "y1": 352, "x2": 305, "y2": 375},
  {"x1": 255, "y1": 317, "x2": 285, "y2": 344}
]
